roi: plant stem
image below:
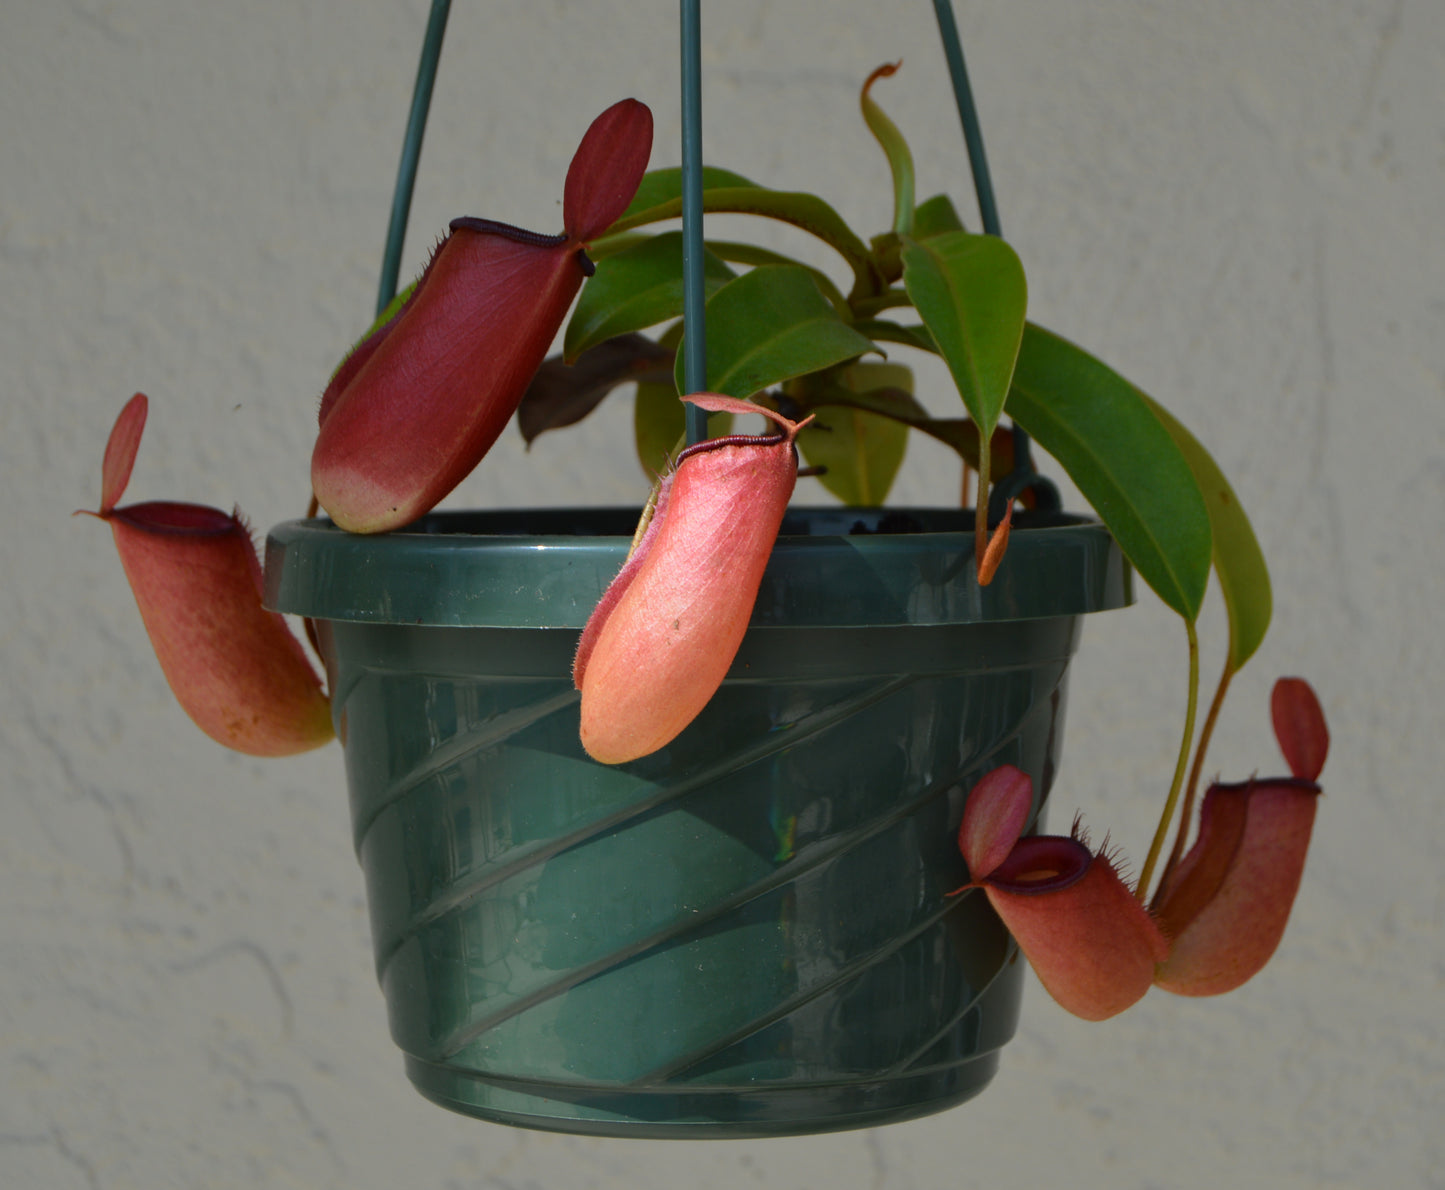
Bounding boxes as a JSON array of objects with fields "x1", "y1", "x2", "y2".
[
  {"x1": 973, "y1": 455, "x2": 990, "y2": 575},
  {"x1": 1160, "y1": 658, "x2": 1235, "y2": 885},
  {"x1": 1135, "y1": 620, "x2": 1200, "y2": 901}
]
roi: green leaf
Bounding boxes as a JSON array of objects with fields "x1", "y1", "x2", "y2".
[
  {"x1": 796, "y1": 363, "x2": 911, "y2": 504},
  {"x1": 785, "y1": 367, "x2": 927, "y2": 420},
  {"x1": 860, "y1": 63, "x2": 915, "y2": 237},
  {"x1": 869, "y1": 231, "x2": 905, "y2": 285},
  {"x1": 674, "y1": 265, "x2": 878, "y2": 399},
  {"x1": 1006, "y1": 324, "x2": 1213, "y2": 620},
  {"x1": 1142, "y1": 395, "x2": 1272, "y2": 669},
  {"x1": 565, "y1": 232, "x2": 735, "y2": 361},
  {"x1": 912, "y1": 418, "x2": 988, "y2": 466},
  {"x1": 584, "y1": 230, "x2": 654, "y2": 263},
  {"x1": 784, "y1": 369, "x2": 1004, "y2": 473},
  {"x1": 617, "y1": 166, "x2": 757, "y2": 224},
  {"x1": 634, "y1": 375, "x2": 684, "y2": 478},
  {"x1": 850, "y1": 288, "x2": 916, "y2": 318},
  {"x1": 634, "y1": 324, "x2": 733, "y2": 477},
  {"x1": 609, "y1": 186, "x2": 875, "y2": 298},
  {"x1": 901, "y1": 231, "x2": 1026, "y2": 441},
  {"x1": 853, "y1": 318, "x2": 935, "y2": 353},
  {"x1": 633, "y1": 323, "x2": 684, "y2": 476},
  {"x1": 704, "y1": 240, "x2": 850, "y2": 314},
  {"x1": 913, "y1": 194, "x2": 965, "y2": 238},
  {"x1": 518, "y1": 334, "x2": 674, "y2": 446}
]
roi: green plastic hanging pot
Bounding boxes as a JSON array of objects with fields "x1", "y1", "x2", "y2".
[{"x1": 264, "y1": 506, "x2": 1130, "y2": 1138}]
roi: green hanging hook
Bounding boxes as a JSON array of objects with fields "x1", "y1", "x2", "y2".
[
  {"x1": 679, "y1": 0, "x2": 709, "y2": 446},
  {"x1": 377, "y1": 0, "x2": 452, "y2": 318},
  {"x1": 933, "y1": 0, "x2": 1058, "y2": 517}
]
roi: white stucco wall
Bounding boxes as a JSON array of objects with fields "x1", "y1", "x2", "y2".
[{"x1": 3, "y1": 1, "x2": 1440, "y2": 1186}]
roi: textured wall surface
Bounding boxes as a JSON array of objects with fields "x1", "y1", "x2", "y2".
[{"x1": 3, "y1": 1, "x2": 1441, "y2": 1186}]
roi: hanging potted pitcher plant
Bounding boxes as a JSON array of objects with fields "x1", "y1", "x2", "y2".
[{"x1": 82, "y1": 1, "x2": 1329, "y2": 1138}]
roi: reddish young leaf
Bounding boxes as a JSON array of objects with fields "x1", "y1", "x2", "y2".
[
  {"x1": 976, "y1": 502, "x2": 1014, "y2": 585},
  {"x1": 576, "y1": 396, "x2": 810, "y2": 764},
  {"x1": 1271, "y1": 676, "x2": 1329, "y2": 782}
]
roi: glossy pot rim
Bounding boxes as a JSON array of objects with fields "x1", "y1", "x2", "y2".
[{"x1": 263, "y1": 506, "x2": 1132, "y2": 628}]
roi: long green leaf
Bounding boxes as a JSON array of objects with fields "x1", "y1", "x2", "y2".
[
  {"x1": 1142, "y1": 395, "x2": 1272, "y2": 668},
  {"x1": 1007, "y1": 324, "x2": 1212, "y2": 620},
  {"x1": 851, "y1": 288, "x2": 916, "y2": 318},
  {"x1": 617, "y1": 166, "x2": 756, "y2": 223},
  {"x1": 785, "y1": 368, "x2": 928, "y2": 421},
  {"x1": 585, "y1": 230, "x2": 659, "y2": 263},
  {"x1": 633, "y1": 322, "x2": 687, "y2": 477},
  {"x1": 913, "y1": 194, "x2": 965, "y2": 238},
  {"x1": 675, "y1": 265, "x2": 878, "y2": 399},
  {"x1": 853, "y1": 318, "x2": 935, "y2": 353},
  {"x1": 784, "y1": 370, "x2": 1004, "y2": 472},
  {"x1": 860, "y1": 63, "x2": 915, "y2": 237},
  {"x1": 901, "y1": 231, "x2": 1026, "y2": 440},
  {"x1": 609, "y1": 186, "x2": 874, "y2": 297},
  {"x1": 632, "y1": 323, "x2": 736, "y2": 478},
  {"x1": 704, "y1": 240, "x2": 849, "y2": 314},
  {"x1": 565, "y1": 232, "x2": 734, "y2": 361},
  {"x1": 634, "y1": 376, "x2": 684, "y2": 477},
  {"x1": 796, "y1": 363, "x2": 912, "y2": 505}
]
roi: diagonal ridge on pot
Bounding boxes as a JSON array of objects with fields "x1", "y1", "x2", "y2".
[
  {"x1": 265, "y1": 508, "x2": 1128, "y2": 1135},
  {"x1": 425, "y1": 742, "x2": 1003, "y2": 1075},
  {"x1": 358, "y1": 667, "x2": 933, "y2": 982},
  {"x1": 363, "y1": 667, "x2": 981, "y2": 1044},
  {"x1": 347, "y1": 677, "x2": 583, "y2": 857},
  {"x1": 628, "y1": 883, "x2": 1011, "y2": 1088},
  {"x1": 371, "y1": 658, "x2": 1064, "y2": 1093}
]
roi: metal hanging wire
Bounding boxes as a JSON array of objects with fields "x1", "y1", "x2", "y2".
[
  {"x1": 376, "y1": 0, "x2": 452, "y2": 318},
  {"x1": 932, "y1": 0, "x2": 1060, "y2": 514},
  {"x1": 679, "y1": 0, "x2": 709, "y2": 445},
  {"x1": 932, "y1": 0, "x2": 1001, "y2": 239}
]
